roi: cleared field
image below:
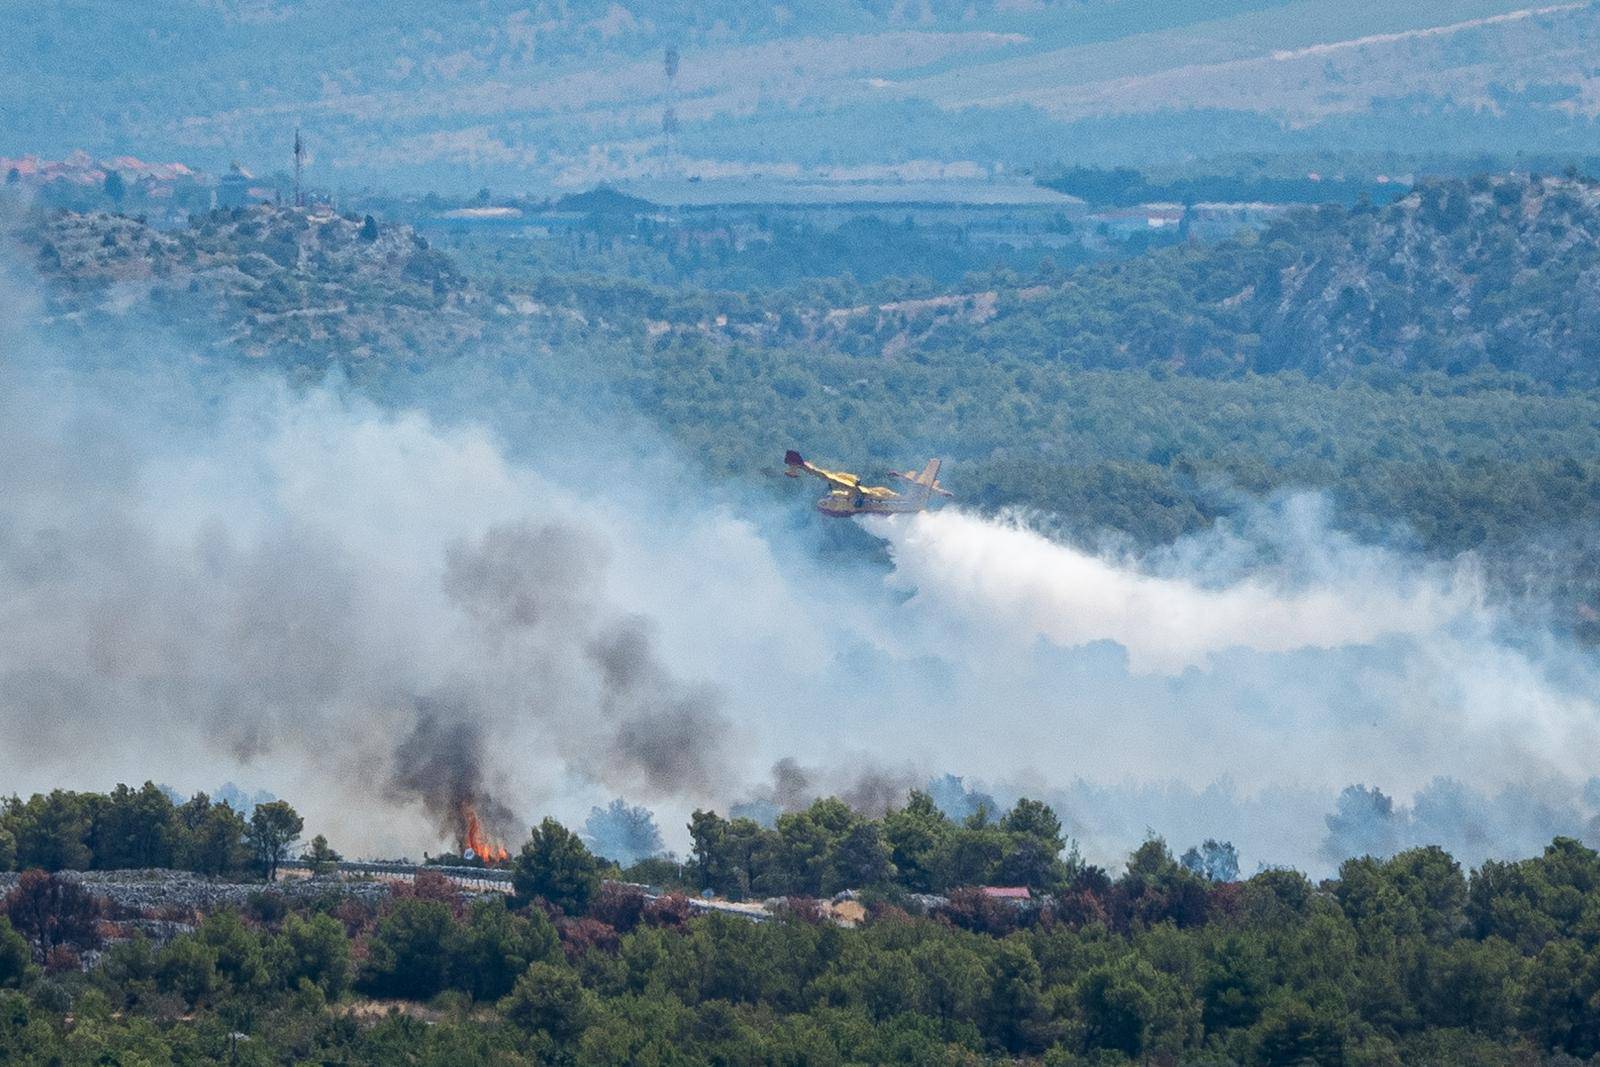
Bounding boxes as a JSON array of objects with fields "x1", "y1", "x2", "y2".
[{"x1": 897, "y1": 0, "x2": 1589, "y2": 118}]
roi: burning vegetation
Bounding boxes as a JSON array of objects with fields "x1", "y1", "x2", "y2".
[
  {"x1": 388, "y1": 708, "x2": 517, "y2": 864},
  {"x1": 460, "y1": 801, "x2": 511, "y2": 864}
]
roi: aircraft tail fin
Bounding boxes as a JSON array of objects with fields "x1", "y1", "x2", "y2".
[{"x1": 909, "y1": 458, "x2": 953, "y2": 499}]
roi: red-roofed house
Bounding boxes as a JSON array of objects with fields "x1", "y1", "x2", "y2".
[{"x1": 980, "y1": 886, "x2": 1031, "y2": 900}]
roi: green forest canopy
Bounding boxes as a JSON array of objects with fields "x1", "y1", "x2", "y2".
[{"x1": 6, "y1": 781, "x2": 1600, "y2": 1064}]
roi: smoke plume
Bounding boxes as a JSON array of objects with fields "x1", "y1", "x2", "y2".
[
  {"x1": 0, "y1": 328, "x2": 746, "y2": 853},
  {"x1": 862, "y1": 505, "x2": 1600, "y2": 870},
  {"x1": 5, "y1": 261, "x2": 1600, "y2": 873},
  {"x1": 386, "y1": 704, "x2": 517, "y2": 846},
  {"x1": 878, "y1": 505, "x2": 1476, "y2": 674}
]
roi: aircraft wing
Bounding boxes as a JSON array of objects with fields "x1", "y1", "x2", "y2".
[{"x1": 785, "y1": 450, "x2": 865, "y2": 491}]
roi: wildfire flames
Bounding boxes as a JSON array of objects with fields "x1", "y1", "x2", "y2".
[{"x1": 460, "y1": 801, "x2": 511, "y2": 863}]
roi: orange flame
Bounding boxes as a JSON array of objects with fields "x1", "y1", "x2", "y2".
[{"x1": 460, "y1": 801, "x2": 510, "y2": 864}]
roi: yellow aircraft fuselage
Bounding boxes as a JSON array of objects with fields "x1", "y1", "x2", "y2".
[
  {"x1": 814, "y1": 487, "x2": 930, "y2": 517},
  {"x1": 784, "y1": 450, "x2": 950, "y2": 518}
]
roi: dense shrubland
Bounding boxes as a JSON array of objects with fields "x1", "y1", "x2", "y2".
[
  {"x1": 947, "y1": 175, "x2": 1600, "y2": 384},
  {"x1": 0, "y1": 784, "x2": 304, "y2": 882},
  {"x1": 22, "y1": 175, "x2": 1600, "y2": 564},
  {"x1": 6, "y1": 784, "x2": 1600, "y2": 1063}
]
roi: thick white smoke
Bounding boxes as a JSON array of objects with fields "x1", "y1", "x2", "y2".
[
  {"x1": 4, "y1": 300, "x2": 1599, "y2": 873},
  {"x1": 878, "y1": 506, "x2": 1476, "y2": 674},
  {"x1": 858, "y1": 506, "x2": 1600, "y2": 869},
  {"x1": 0, "y1": 358, "x2": 764, "y2": 855}
]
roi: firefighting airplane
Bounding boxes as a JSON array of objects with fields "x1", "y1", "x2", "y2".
[{"x1": 784, "y1": 450, "x2": 953, "y2": 517}]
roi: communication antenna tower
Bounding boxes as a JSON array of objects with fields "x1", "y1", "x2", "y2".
[
  {"x1": 293, "y1": 127, "x2": 305, "y2": 207},
  {"x1": 662, "y1": 47, "x2": 679, "y2": 179}
]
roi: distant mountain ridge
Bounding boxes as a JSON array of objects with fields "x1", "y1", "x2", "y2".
[
  {"x1": 21, "y1": 206, "x2": 481, "y2": 372},
  {"x1": 3, "y1": 1, "x2": 1598, "y2": 189}
]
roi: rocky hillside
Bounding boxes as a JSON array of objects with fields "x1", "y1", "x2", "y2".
[
  {"x1": 848, "y1": 174, "x2": 1600, "y2": 386},
  {"x1": 22, "y1": 206, "x2": 503, "y2": 371},
  {"x1": 1257, "y1": 174, "x2": 1600, "y2": 382},
  {"x1": 23, "y1": 173, "x2": 1600, "y2": 389}
]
